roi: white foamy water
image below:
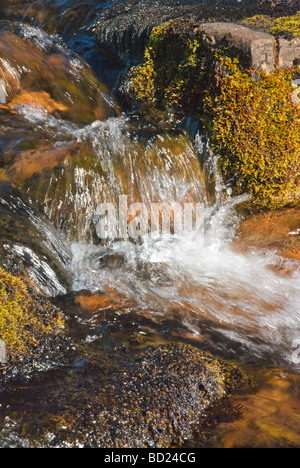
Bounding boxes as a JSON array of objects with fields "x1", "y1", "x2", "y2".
[{"x1": 69, "y1": 190, "x2": 300, "y2": 367}]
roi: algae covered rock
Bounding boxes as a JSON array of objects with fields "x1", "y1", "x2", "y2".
[
  {"x1": 126, "y1": 19, "x2": 216, "y2": 119},
  {"x1": 36, "y1": 343, "x2": 248, "y2": 448},
  {"x1": 129, "y1": 18, "x2": 300, "y2": 209},
  {"x1": 208, "y1": 56, "x2": 300, "y2": 209},
  {"x1": 0, "y1": 267, "x2": 65, "y2": 360},
  {"x1": 243, "y1": 12, "x2": 300, "y2": 38}
]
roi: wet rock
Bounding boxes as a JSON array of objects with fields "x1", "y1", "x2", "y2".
[
  {"x1": 212, "y1": 367, "x2": 300, "y2": 448},
  {"x1": 9, "y1": 91, "x2": 68, "y2": 114},
  {"x1": 0, "y1": 29, "x2": 116, "y2": 125},
  {"x1": 0, "y1": 267, "x2": 65, "y2": 361},
  {"x1": 0, "y1": 182, "x2": 71, "y2": 296},
  {"x1": 92, "y1": 0, "x2": 300, "y2": 62},
  {"x1": 1, "y1": 116, "x2": 205, "y2": 241},
  {"x1": 234, "y1": 206, "x2": 300, "y2": 262},
  {"x1": 0, "y1": 293, "x2": 72, "y2": 389},
  {"x1": 0, "y1": 343, "x2": 248, "y2": 447},
  {"x1": 1, "y1": 1, "x2": 111, "y2": 37},
  {"x1": 87, "y1": 344, "x2": 247, "y2": 448}
]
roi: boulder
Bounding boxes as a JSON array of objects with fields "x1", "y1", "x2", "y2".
[
  {"x1": 200, "y1": 22, "x2": 276, "y2": 72},
  {"x1": 278, "y1": 37, "x2": 300, "y2": 68},
  {"x1": 93, "y1": 0, "x2": 300, "y2": 63},
  {"x1": 0, "y1": 343, "x2": 248, "y2": 447}
]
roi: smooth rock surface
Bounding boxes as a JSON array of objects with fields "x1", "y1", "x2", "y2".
[
  {"x1": 278, "y1": 37, "x2": 300, "y2": 68},
  {"x1": 200, "y1": 22, "x2": 276, "y2": 72},
  {"x1": 0, "y1": 340, "x2": 6, "y2": 364}
]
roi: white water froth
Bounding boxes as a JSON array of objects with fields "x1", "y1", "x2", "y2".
[
  {"x1": 6, "y1": 244, "x2": 67, "y2": 296},
  {"x1": 70, "y1": 194, "x2": 300, "y2": 366}
]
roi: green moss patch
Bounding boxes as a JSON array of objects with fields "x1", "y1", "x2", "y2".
[
  {"x1": 0, "y1": 267, "x2": 64, "y2": 359},
  {"x1": 207, "y1": 56, "x2": 300, "y2": 208},
  {"x1": 243, "y1": 12, "x2": 300, "y2": 38},
  {"x1": 129, "y1": 20, "x2": 300, "y2": 209},
  {"x1": 128, "y1": 20, "x2": 215, "y2": 119}
]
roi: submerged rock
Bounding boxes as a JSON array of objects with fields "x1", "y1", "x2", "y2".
[
  {"x1": 0, "y1": 28, "x2": 116, "y2": 125},
  {"x1": 0, "y1": 343, "x2": 248, "y2": 447},
  {"x1": 234, "y1": 206, "x2": 300, "y2": 262}
]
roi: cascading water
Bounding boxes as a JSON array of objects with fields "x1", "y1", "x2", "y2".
[
  {"x1": 1, "y1": 21, "x2": 300, "y2": 365},
  {"x1": 68, "y1": 135, "x2": 300, "y2": 367},
  {"x1": 12, "y1": 85, "x2": 300, "y2": 366},
  {"x1": 1, "y1": 0, "x2": 300, "y2": 448}
]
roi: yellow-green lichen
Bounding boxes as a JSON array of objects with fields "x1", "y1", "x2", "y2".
[
  {"x1": 0, "y1": 267, "x2": 64, "y2": 359},
  {"x1": 207, "y1": 56, "x2": 300, "y2": 208},
  {"x1": 243, "y1": 12, "x2": 300, "y2": 38},
  {"x1": 129, "y1": 20, "x2": 215, "y2": 118}
]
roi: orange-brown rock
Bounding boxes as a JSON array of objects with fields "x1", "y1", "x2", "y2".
[
  {"x1": 6, "y1": 146, "x2": 72, "y2": 183},
  {"x1": 9, "y1": 91, "x2": 68, "y2": 113},
  {"x1": 235, "y1": 207, "x2": 300, "y2": 261}
]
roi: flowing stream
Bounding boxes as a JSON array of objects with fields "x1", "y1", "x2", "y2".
[{"x1": 1, "y1": 0, "x2": 300, "y2": 448}]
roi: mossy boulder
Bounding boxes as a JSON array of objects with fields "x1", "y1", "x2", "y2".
[
  {"x1": 129, "y1": 19, "x2": 300, "y2": 209},
  {"x1": 6, "y1": 343, "x2": 248, "y2": 447},
  {"x1": 208, "y1": 56, "x2": 300, "y2": 209},
  {"x1": 0, "y1": 267, "x2": 64, "y2": 360},
  {"x1": 93, "y1": 0, "x2": 300, "y2": 62},
  {"x1": 127, "y1": 20, "x2": 216, "y2": 119},
  {"x1": 243, "y1": 12, "x2": 300, "y2": 38},
  {"x1": 243, "y1": 12, "x2": 300, "y2": 68}
]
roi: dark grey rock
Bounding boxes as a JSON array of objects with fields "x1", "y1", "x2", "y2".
[{"x1": 92, "y1": 0, "x2": 300, "y2": 63}]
